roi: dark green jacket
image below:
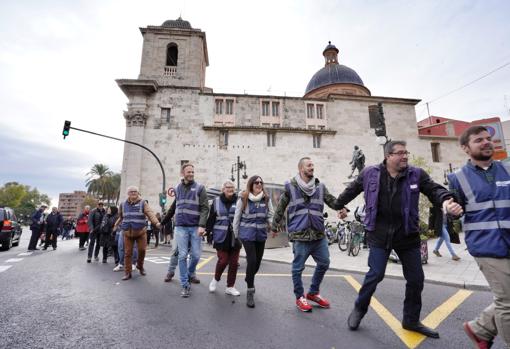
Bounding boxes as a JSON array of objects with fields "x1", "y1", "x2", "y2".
[{"x1": 271, "y1": 178, "x2": 338, "y2": 241}]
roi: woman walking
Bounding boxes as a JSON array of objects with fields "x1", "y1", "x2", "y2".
[
  {"x1": 206, "y1": 181, "x2": 241, "y2": 296},
  {"x1": 233, "y1": 175, "x2": 273, "y2": 308},
  {"x1": 100, "y1": 206, "x2": 119, "y2": 264},
  {"x1": 429, "y1": 206, "x2": 460, "y2": 261}
]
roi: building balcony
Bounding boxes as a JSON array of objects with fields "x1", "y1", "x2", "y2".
[
  {"x1": 163, "y1": 66, "x2": 177, "y2": 77},
  {"x1": 260, "y1": 115, "x2": 282, "y2": 127},
  {"x1": 214, "y1": 114, "x2": 235, "y2": 126}
]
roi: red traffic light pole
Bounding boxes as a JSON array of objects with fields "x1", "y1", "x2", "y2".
[{"x1": 62, "y1": 120, "x2": 167, "y2": 212}]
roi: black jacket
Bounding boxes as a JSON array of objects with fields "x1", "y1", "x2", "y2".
[{"x1": 88, "y1": 208, "x2": 106, "y2": 234}]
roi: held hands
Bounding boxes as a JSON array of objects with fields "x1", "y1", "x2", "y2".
[
  {"x1": 443, "y1": 198, "x2": 463, "y2": 217},
  {"x1": 198, "y1": 227, "x2": 206, "y2": 236}
]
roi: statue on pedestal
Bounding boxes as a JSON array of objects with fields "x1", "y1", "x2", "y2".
[{"x1": 348, "y1": 145, "x2": 365, "y2": 179}]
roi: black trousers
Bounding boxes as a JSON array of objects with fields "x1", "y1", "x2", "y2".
[
  {"x1": 242, "y1": 240, "x2": 266, "y2": 288},
  {"x1": 78, "y1": 233, "x2": 89, "y2": 248},
  {"x1": 87, "y1": 233, "x2": 101, "y2": 258},
  {"x1": 44, "y1": 229, "x2": 58, "y2": 248},
  {"x1": 28, "y1": 228, "x2": 41, "y2": 250}
]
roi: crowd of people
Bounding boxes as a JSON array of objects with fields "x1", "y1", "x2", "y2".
[{"x1": 25, "y1": 126, "x2": 509, "y2": 348}]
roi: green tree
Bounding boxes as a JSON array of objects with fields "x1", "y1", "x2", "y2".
[
  {"x1": 0, "y1": 182, "x2": 51, "y2": 219},
  {"x1": 85, "y1": 164, "x2": 120, "y2": 205}
]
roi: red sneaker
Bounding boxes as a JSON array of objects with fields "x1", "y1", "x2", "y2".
[
  {"x1": 463, "y1": 322, "x2": 493, "y2": 349},
  {"x1": 306, "y1": 293, "x2": 330, "y2": 308},
  {"x1": 296, "y1": 296, "x2": 312, "y2": 312}
]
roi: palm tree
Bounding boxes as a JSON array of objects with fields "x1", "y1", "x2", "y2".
[{"x1": 85, "y1": 164, "x2": 113, "y2": 202}]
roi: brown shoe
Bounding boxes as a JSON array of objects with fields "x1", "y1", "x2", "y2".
[
  {"x1": 164, "y1": 272, "x2": 174, "y2": 282},
  {"x1": 189, "y1": 276, "x2": 201, "y2": 284},
  {"x1": 122, "y1": 273, "x2": 132, "y2": 281},
  {"x1": 137, "y1": 267, "x2": 146, "y2": 276},
  {"x1": 452, "y1": 255, "x2": 461, "y2": 261}
]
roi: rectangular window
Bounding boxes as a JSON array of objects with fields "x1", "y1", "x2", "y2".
[
  {"x1": 272, "y1": 123, "x2": 280, "y2": 128},
  {"x1": 272, "y1": 102, "x2": 280, "y2": 116},
  {"x1": 307, "y1": 104, "x2": 315, "y2": 119},
  {"x1": 267, "y1": 132, "x2": 276, "y2": 147},
  {"x1": 313, "y1": 134, "x2": 321, "y2": 148},
  {"x1": 225, "y1": 99, "x2": 234, "y2": 115},
  {"x1": 262, "y1": 101, "x2": 270, "y2": 116},
  {"x1": 215, "y1": 99, "x2": 223, "y2": 114},
  {"x1": 316, "y1": 104, "x2": 323, "y2": 119},
  {"x1": 220, "y1": 130, "x2": 229, "y2": 147},
  {"x1": 161, "y1": 108, "x2": 171, "y2": 123},
  {"x1": 431, "y1": 143, "x2": 440, "y2": 162}
]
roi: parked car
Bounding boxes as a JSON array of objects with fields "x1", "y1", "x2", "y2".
[{"x1": 0, "y1": 207, "x2": 23, "y2": 250}]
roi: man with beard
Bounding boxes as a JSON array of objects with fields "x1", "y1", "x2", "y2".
[
  {"x1": 448, "y1": 126, "x2": 510, "y2": 348},
  {"x1": 336, "y1": 140, "x2": 462, "y2": 338}
]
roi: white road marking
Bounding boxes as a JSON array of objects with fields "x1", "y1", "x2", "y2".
[
  {"x1": 5, "y1": 258, "x2": 24, "y2": 263},
  {"x1": 145, "y1": 256, "x2": 171, "y2": 264},
  {"x1": 18, "y1": 252, "x2": 33, "y2": 256},
  {"x1": 0, "y1": 265, "x2": 12, "y2": 273}
]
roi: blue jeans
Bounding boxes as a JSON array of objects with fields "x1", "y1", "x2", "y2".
[
  {"x1": 175, "y1": 226, "x2": 202, "y2": 287},
  {"x1": 291, "y1": 238, "x2": 330, "y2": 298},
  {"x1": 355, "y1": 245, "x2": 424, "y2": 323},
  {"x1": 117, "y1": 231, "x2": 138, "y2": 265},
  {"x1": 434, "y1": 224, "x2": 456, "y2": 257},
  {"x1": 167, "y1": 242, "x2": 179, "y2": 274}
]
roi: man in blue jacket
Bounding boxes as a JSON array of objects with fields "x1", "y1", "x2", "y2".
[
  {"x1": 448, "y1": 125, "x2": 510, "y2": 348},
  {"x1": 336, "y1": 140, "x2": 462, "y2": 338},
  {"x1": 27, "y1": 204, "x2": 47, "y2": 251}
]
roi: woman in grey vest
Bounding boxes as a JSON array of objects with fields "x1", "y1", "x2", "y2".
[{"x1": 233, "y1": 175, "x2": 274, "y2": 308}]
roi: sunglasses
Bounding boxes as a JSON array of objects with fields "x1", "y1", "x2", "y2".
[
  {"x1": 98, "y1": 203, "x2": 104, "y2": 206},
  {"x1": 253, "y1": 181, "x2": 264, "y2": 185}
]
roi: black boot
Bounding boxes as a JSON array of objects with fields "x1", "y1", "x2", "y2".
[{"x1": 247, "y1": 288, "x2": 255, "y2": 308}]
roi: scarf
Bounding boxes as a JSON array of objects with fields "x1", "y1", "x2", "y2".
[
  {"x1": 295, "y1": 174, "x2": 317, "y2": 197},
  {"x1": 249, "y1": 191, "x2": 264, "y2": 202}
]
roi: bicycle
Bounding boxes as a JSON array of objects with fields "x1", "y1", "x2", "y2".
[
  {"x1": 337, "y1": 221, "x2": 348, "y2": 251},
  {"x1": 325, "y1": 221, "x2": 338, "y2": 245},
  {"x1": 339, "y1": 220, "x2": 365, "y2": 256}
]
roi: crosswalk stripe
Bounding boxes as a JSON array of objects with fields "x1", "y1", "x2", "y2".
[
  {"x1": 0, "y1": 265, "x2": 12, "y2": 273},
  {"x1": 18, "y1": 252, "x2": 33, "y2": 256},
  {"x1": 5, "y1": 258, "x2": 24, "y2": 263}
]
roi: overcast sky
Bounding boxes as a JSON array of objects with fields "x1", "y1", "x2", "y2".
[{"x1": 1, "y1": 0, "x2": 509, "y2": 205}]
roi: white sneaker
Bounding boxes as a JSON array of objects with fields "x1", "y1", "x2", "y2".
[
  {"x1": 209, "y1": 279, "x2": 218, "y2": 292},
  {"x1": 132, "y1": 264, "x2": 136, "y2": 270},
  {"x1": 113, "y1": 264, "x2": 124, "y2": 272},
  {"x1": 225, "y1": 287, "x2": 241, "y2": 296}
]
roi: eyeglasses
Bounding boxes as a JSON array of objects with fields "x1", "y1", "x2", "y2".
[
  {"x1": 98, "y1": 203, "x2": 104, "y2": 206},
  {"x1": 253, "y1": 181, "x2": 264, "y2": 185},
  {"x1": 390, "y1": 151, "x2": 410, "y2": 156}
]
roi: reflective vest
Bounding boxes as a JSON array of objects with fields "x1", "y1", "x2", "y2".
[
  {"x1": 212, "y1": 197, "x2": 236, "y2": 243},
  {"x1": 239, "y1": 199, "x2": 268, "y2": 241},
  {"x1": 120, "y1": 200, "x2": 146, "y2": 231},
  {"x1": 175, "y1": 182, "x2": 204, "y2": 226},
  {"x1": 285, "y1": 181, "x2": 325, "y2": 233},
  {"x1": 449, "y1": 161, "x2": 510, "y2": 257},
  {"x1": 362, "y1": 165, "x2": 421, "y2": 234}
]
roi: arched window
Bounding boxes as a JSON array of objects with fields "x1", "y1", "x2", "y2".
[{"x1": 166, "y1": 43, "x2": 178, "y2": 66}]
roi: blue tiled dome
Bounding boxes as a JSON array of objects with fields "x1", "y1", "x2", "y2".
[{"x1": 305, "y1": 64, "x2": 365, "y2": 95}]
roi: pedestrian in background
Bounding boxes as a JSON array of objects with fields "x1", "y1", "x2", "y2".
[
  {"x1": 62, "y1": 217, "x2": 74, "y2": 240},
  {"x1": 429, "y1": 206, "x2": 460, "y2": 261},
  {"x1": 27, "y1": 204, "x2": 47, "y2": 251},
  {"x1": 76, "y1": 206, "x2": 90, "y2": 250},
  {"x1": 233, "y1": 175, "x2": 273, "y2": 308},
  {"x1": 43, "y1": 207, "x2": 63, "y2": 250},
  {"x1": 206, "y1": 181, "x2": 241, "y2": 296},
  {"x1": 87, "y1": 201, "x2": 106, "y2": 263},
  {"x1": 448, "y1": 125, "x2": 510, "y2": 348},
  {"x1": 99, "y1": 206, "x2": 119, "y2": 264}
]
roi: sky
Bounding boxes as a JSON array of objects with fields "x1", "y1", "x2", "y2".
[{"x1": 1, "y1": 0, "x2": 509, "y2": 206}]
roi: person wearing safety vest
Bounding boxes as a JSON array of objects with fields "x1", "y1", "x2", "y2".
[
  {"x1": 115, "y1": 186, "x2": 161, "y2": 281},
  {"x1": 335, "y1": 140, "x2": 462, "y2": 339},
  {"x1": 162, "y1": 163, "x2": 209, "y2": 298},
  {"x1": 205, "y1": 181, "x2": 241, "y2": 296},
  {"x1": 233, "y1": 175, "x2": 274, "y2": 308},
  {"x1": 272, "y1": 157, "x2": 340, "y2": 313},
  {"x1": 448, "y1": 125, "x2": 510, "y2": 348}
]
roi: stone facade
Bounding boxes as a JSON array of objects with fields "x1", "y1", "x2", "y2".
[
  {"x1": 58, "y1": 191, "x2": 87, "y2": 219},
  {"x1": 117, "y1": 19, "x2": 467, "y2": 211}
]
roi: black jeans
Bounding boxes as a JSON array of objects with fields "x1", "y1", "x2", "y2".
[
  {"x1": 355, "y1": 245, "x2": 424, "y2": 323},
  {"x1": 87, "y1": 232, "x2": 101, "y2": 259},
  {"x1": 44, "y1": 229, "x2": 58, "y2": 249},
  {"x1": 28, "y1": 228, "x2": 41, "y2": 250},
  {"x1": 78, "y1": 233, "x2": 89, "y2": 248},
  {"x1": 241, "y1": 240, "x2": 265, "y2": 288}
]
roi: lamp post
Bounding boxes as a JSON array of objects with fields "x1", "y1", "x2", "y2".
[
  {"x1": 443, "y1": 163, "x2": 456, "y2": 186},
  {"x1": 230, "y1": 156, "x2": 248, "y2": 192}
]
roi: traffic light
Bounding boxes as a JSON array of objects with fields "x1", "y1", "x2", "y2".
[
  {"x1": 63, "y1": 120, "x2": 71, "y2": 139},
  {"x1": 368, "y1": 103, "x2": 386, "y2": 137},
  {"x1": 159, "y1": 193, "x2": 167, "y2": 207}
]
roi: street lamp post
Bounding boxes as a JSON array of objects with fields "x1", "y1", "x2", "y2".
[
  {"x1": 230, "y1": 156, "x2": 248, "y2": 192},
  {"x1": 443, "y1": 163, "x2": 456, "y2": 186}
]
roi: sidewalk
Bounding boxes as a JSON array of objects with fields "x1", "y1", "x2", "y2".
[{"x1": 198, "y1": 236, "x2": 489, "y2": 291}]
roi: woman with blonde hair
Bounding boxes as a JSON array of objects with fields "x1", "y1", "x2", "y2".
[{"x1": 233, "y1": 175, "x2": 273, "y2": 308}]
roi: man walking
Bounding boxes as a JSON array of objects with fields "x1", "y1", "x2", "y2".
[
  {"x1": 336, "y1": 140, "x2": 462, "y2": 338},
  {"x1": 448, "y1": 126, "x2": 510, "y2": 348},
  {"x1": 163, "y1": 163, "x2": 209, "y2": 297},
  {"x1": 27, "y1": 205, "x2": 47, "y2": 251},
  {"x1": 115, "y1": 186, "x2": 160, "y2": 280},
  {"x1": 43, "y1": 207, "x2": 63, "y2": 250},
  {"x1": 272, "y1": 157, "x2": 339, "y2": 312},
  {"x1": 87, "y1": 201, "x2": 106, "y2": 263}
]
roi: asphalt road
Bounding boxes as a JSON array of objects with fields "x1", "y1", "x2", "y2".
[{"x1": 0, "y1": 230, "x2": 506, "y2": 349}]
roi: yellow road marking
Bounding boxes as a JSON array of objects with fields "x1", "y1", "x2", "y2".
[
  {"x1": 195, "y1": 256, "x2": 215, "y2": 271},
  {"x1": 343, "y1": 275, "x2": 472, "y2": 349}
]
